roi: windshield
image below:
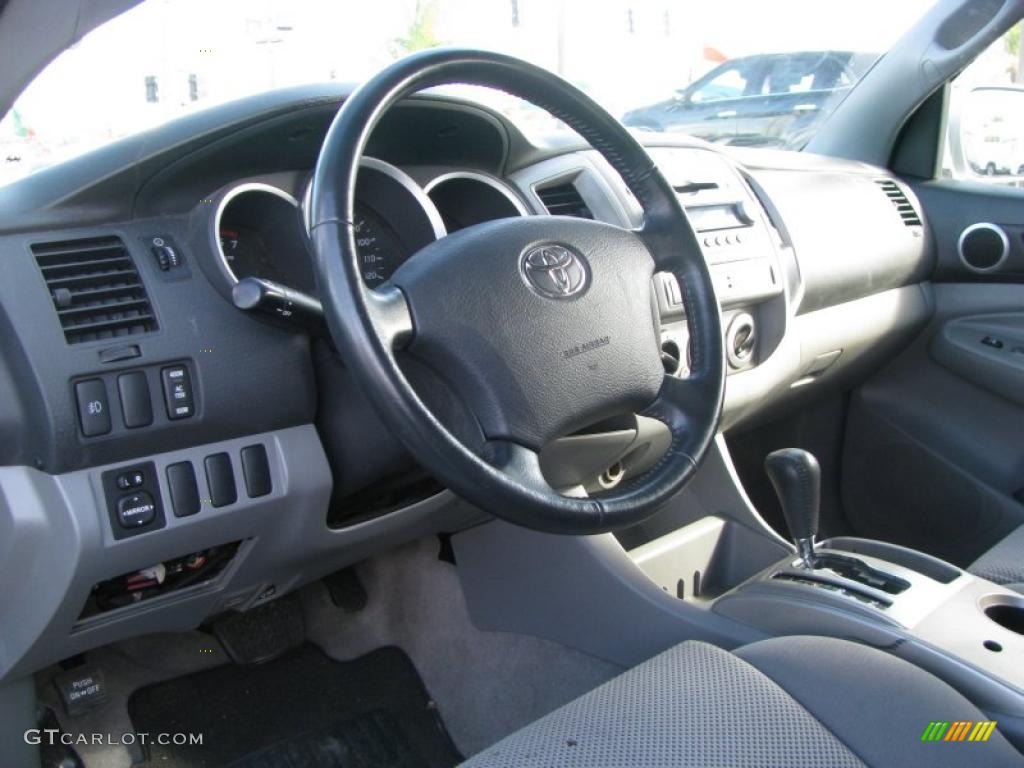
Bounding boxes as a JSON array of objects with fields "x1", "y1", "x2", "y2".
[{"x1": 0, "y1": 0, "x2": 936, "y2": 186}]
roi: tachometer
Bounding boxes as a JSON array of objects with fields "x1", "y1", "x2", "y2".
[{"x1": 213, "y1": 183, "x2": 317, "y2": 293}]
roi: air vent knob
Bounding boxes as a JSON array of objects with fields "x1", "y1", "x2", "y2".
[{"x1": 53, "y1": 287, "x2": 73, "y2": 308}]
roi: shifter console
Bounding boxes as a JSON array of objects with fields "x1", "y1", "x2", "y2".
[
  {"x1": 762, "y1": 447, "x2": 916, "y2": 599},
  {"x1": 714, "y1": 446, "x2": 1024, "y2": 715},
  {"x1": 812, "y1": 552, "x2": 911, "y2": 595}
]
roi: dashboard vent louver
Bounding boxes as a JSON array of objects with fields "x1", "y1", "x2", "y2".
[
  {"x1": 31, "y1": 236, "x2": 158, "y2": 345},
  {"x1": 875, "y1": 179, "x2": 922, "y2": 227},
  {"x1": 536, "y1": 182, "x2": 593, "y2": 219}
]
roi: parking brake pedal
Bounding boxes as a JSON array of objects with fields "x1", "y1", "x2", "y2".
[
  {"x1": 211, "y1": 594, "x2": 304, "y2": 665},
  {"x1": 53, "y1": 665, "x2": 109, "y2": 718}
]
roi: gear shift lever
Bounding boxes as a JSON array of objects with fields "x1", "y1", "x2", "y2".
[{"x1": 764, "y1": 448, "x2": 820, "y2": 569}]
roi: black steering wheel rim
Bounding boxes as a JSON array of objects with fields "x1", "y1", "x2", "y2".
[{"x1": 310, "y1": 48, "x2": 725, "y2": 534}]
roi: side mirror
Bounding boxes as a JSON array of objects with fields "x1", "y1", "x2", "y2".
[{"x1": 950, "y1": 86, "x2": 1024, "y2": 180}]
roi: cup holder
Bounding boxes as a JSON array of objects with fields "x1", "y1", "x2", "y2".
[{"x1": 980, "y1": 594, "x2": 1024, "y2": 635}]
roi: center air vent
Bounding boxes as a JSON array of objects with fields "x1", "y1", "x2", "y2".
[
  {"x1": 875, "y1": 179, "x2": 922, "y2": 227},
  {"x1": 536, "y1": 182, "x2": 593, "y2": 219},
  {"x1": 32, "y1": 236, "x2": 157, "y2": 345}
]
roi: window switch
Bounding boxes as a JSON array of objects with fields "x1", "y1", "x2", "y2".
[{"x1": 75, "y1": 379, "x2": 111, "y2": 437}]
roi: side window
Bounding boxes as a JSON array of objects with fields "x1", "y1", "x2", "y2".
[
  {"x1": 944, "y1": 24, "x2": 1024, "y2": 185},
  {"x1": 690, "y1": 66, "x2": 753, "y2": 103}
]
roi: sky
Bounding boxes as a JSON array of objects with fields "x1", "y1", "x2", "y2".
[{"x1": 0, "y1": 0, "x2": 983, "y2": 184}]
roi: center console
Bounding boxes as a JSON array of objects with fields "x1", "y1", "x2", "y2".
[
  {"x1": 710, "y1": 447, "x2": 1024, "y2": 743},
  {"x1": 715, "y1": 540, "x2": 1024, "y2": 697}
]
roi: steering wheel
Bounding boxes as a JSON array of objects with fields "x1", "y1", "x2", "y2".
[{"x1": 310, "y1": 49, "x2": 724, "y2": 535}]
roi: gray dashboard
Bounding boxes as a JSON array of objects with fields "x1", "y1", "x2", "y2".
[{"x1": 0, "y1": 88, "x2": 936, "y2": 682}]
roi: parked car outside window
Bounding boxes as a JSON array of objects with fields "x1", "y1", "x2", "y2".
[{"x1": 622, "y1": 50, "x2": 876, "y2": 148}]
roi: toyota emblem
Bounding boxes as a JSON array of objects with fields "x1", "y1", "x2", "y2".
[{"x1": 521, "y1": 244, "x2": 589, "y2": 299}]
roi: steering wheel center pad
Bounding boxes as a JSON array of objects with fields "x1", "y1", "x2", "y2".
[{"x1": 392, "y1": 216, "x2": 663, "y2": 448}]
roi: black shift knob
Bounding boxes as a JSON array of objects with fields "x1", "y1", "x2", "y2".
[{"x1": 764, "y1": 448, "x2": 820, "y2": 564}]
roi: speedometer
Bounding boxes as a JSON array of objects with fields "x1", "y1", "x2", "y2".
[
  {"x1": 301, "y1": 158, "x2": 446, "y2": 289},
  {"x1": 354, "y1": 203, "x2": 408, "y2": 288}
]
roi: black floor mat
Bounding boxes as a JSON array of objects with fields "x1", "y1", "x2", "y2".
[{"x1": 127, "y1": 644, "x2": 460, "y2": 768}]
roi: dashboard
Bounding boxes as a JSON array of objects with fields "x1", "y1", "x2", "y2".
[{"x1": 0, "y1": 85, "x2": 934, "y2": 681}]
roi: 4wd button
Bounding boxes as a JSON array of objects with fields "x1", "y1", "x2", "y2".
[
  {"x1": 116, "y1": 491, "x2": 156, "y2": 529},
  {"x1": 161, "y1": 365, "x2": 194, "y2": 420}
]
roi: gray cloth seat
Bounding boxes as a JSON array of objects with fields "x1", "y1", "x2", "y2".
[
  {"x1": 462, "y1": 635, "x2": 1020, "y2": 768},
  {"x1": 969, "y1": 524, "x2": 1024, "y2": 592}
]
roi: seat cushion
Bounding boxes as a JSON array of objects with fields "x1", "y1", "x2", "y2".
[
  {"x1": 969, "y1": 525, "x2": 1024, "y2": 588},
  {"x1": 736, "y1": 635, "x2": 1017, "y2": 767},
  {"x1": 462, "y1": 636, "x2": 1021, "y2": 768},
  {"x1": 462, "y1": 639, "x2": 864, "y2": 767}
]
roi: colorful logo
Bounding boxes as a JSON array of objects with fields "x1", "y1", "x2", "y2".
[{"x1": 921, "y1": 721, "x2": 998, "y2": 742}]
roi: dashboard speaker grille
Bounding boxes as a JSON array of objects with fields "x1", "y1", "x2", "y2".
[
  {"x1": 875, "y1": 179, "x2": 922, "y2": 227},
  {"x1": 31, "y1": 236, "x2": 158, "y2": 345},
  {"x1": 536, "y1": 182, "x2": 593, "y2": 219}
]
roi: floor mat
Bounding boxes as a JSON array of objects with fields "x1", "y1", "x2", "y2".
[{"x1": 127, "y1": 644, "x2": 460, "y2": 768}]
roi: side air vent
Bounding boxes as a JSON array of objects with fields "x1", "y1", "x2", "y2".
[
  {"x1": 875, "y1": 179, "x2": 922, "y2": 227},
  {"x1": 31, "y1": 236, "x2": 158, "y2": 345},
  {"x1": 536, "y1": 182, "x2": 593, "y2": 219}
]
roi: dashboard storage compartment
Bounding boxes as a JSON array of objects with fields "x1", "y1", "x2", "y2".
[{"x1": 77, "y1": 541, "x2": 242, "y2": 621}]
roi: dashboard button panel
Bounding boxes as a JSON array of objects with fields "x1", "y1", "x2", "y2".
[{"x1": 73, "y1": 360, "x2": 196, "y2": 440}]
